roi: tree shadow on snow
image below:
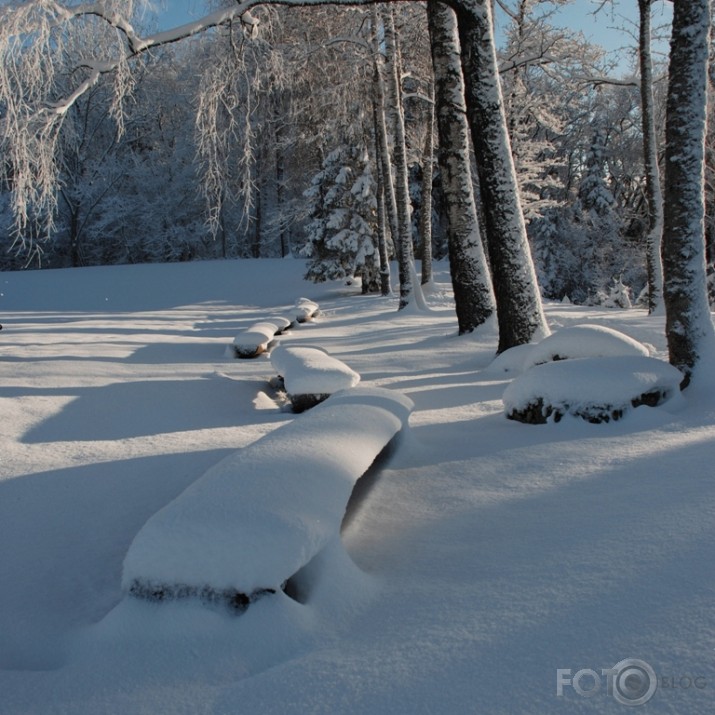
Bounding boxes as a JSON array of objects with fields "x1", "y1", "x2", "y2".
[
  {"x1": 0, "y1": 448, "x2": 233, "y2": 671},
  {"x1": 17, "y1": 375, "x2": 279, "y2": 443}
]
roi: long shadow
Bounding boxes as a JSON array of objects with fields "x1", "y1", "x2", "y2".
[
  {"x1": 0, "y1": 448, "x2": 234, "y2": 671},
  {"x1": 19, "y1": 375, "x2": 279, "y2": 443}
]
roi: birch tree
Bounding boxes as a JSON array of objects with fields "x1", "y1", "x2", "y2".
[
  {"x1": 661, "y1": 0, "x2": 715, "y2": 388},
  {"x1": 638, "y1": 0, "x2": 665, "y2": 314},
  {"x1": 0, "y1": 0, "x2": 544, "y2": 345},
  {"x1": 498, "y1": 0, "x2": 572, "y2": 221},
  {"x1": 370, "y1": 17, "x2": 400, "y2": 267},
  {"x1": 427, "y1": 0, "x2": 494, "y2": 333},
  {"x1": 381, "y1": 6, "x2": 425, "y2": 310},
  {"x1": 456, "y1": 0, "x2": 549, "y2": 350},
  {"x1": 418, "y1": 95, "x2": 435, "y2": 287}
]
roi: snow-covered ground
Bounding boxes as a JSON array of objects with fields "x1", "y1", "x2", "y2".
[{"x1": 1, "y1": 258, "x2": 713, "y2": 714}]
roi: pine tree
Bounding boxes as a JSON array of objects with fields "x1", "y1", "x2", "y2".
[{"x1": 302, "y1": 143, "x2": 379, "y2": 287}]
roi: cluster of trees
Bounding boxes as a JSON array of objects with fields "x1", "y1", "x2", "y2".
[
  {"x1": 0, "y1": 3, "x2": 665, "y2": 286},
  {"x1": 0, "y1": 0, "x2": 714, "y2": 384}
]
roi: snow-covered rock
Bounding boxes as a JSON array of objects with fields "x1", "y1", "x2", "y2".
[
  {"x1": 270, "y1": 316, "x2": 293, "y2": 334},
  {"x1": 231, "y1": 320, "x2": 287, "y2": 358},
  {"x1": 270, "y1": 345, "x2": 360, "y2": 411},
  {"x1": 522, "y1": 324, "x2": 650, "y2": 370},
  {"x1": 122, "y1": 386, "x2": 413, "y2": 609},
  {"x1": 295, "y1": 298, "x2": 320, "y2": 323},
  {"x1": 503, "y1": 355, "x2": 683, "y2": 423},
  {"x1": 486, "y1": 325, "x2": 650, "y2": 376},
  {"x1": 483, "y1": 343, "x2": 535, "y2": 376}
]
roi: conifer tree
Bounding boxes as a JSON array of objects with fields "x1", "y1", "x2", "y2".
[{"x1": 301, "y1": 143, "x2": 379, "y2": 288}]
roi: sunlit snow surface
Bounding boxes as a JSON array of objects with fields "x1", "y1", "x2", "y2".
[
  {"x1": 270, "y1": 344, "x2": 361, "y2": 395},
  {"x1": 1, "y1": 259, "x2": 713, "y2": 714},
  {"x1": 122, "y1": 386, "x2": 410, "y2": 597}
]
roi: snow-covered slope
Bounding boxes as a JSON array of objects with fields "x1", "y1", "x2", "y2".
[{"x1": 1, "y1": 259, "x2": 713, "y2": 714}]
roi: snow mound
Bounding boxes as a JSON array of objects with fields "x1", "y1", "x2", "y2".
[
  {"x1": 295, "y1": 298, "x2": 320, "y2": 323},
  {"x1": 484, "y1": 343, "x2": 535, "y2": 375},
  {"x1": 271, "y1": 316, "x2": 293, "y2": 334},
  {"x1": 503, "y1": 355, "x2": 683, "y2": 424},
  {"x1": 523, "y1": 324, "x2": 650, "y2": 370},
  {"x1": 121, "y1": 386, "x2": 413, "y2": 608},
  {"x1": 270, "y1": 345, "x2": 361, "y2": 409},
  {"x1": 231, "y1": 320, "x2": 286, "y2": 358}
]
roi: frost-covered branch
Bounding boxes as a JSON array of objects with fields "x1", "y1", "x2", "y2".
[{"x1": 0, "y1": 0, "x2": 407, "y2": 249}]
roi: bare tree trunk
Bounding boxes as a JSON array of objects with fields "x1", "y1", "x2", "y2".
[
  {"x1": 373, "y1": 105, "x2": 393, "y2": 296},
  {"x1": 455, "y1": 0, "x2": 548, "y2": 350},
  {"x1": 638, "y1": 0, "x2": 664, "y2": 314},
  {"x1": 419, "y1": 96, "x2": 435, "y2": 286},
  {"x1": 69, "y1": 205, "x2": 82, "y2": 268},
  {"x1": 427, "y1": 0, "x2": 494, "y2": 333},
  {"x1": 371, "y1": 17, "x2": 399, "y2": 253},
  {"x1": 662, "y1": 0, "x2": 715, "y2": 388},
  {"x1": 383, "y1": 7, "x2": 426, "y2": 310},
  {"x1": 219, "y1": 194, "x2": 228, "y2": 259}
]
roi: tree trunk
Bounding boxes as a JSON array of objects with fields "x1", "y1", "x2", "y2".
[
  {"x1": 638, "y1": 0, "x2": 664, "y2": 314},
  {"x1": 419, "y1": 96, "x2": 435, "y2": 286},
  {"x1": 371, "y1": 17, "x2": 399, "y2": 256},
  {"x1": 252, "y1": 181, "x2": 262, "y2": 258},
  {"x1": 662, "y1": 0, "x2": 715, "y2": 388},
  {"x1": 383, "y1": 7, "x2": 425, "y2": 310},
  {"x1": 427, "y1": 0, "x2": 494, "y2": 333},
  {"x1": 373, "y1": 108, "x2": 393, "y2": 296},
  {"x1": 69, "y1": 205, "x2": 82, "y2": 268},
  {"x1": 455, "y1": 0, "x2": 548, "y2": 351}
]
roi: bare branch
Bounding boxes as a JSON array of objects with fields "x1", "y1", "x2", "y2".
[{"x1": 493, "y1": 0, "x2": 518, "y2": 21}]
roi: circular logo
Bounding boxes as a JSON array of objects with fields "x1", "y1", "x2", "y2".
[{"x1": 611, "y1": 658, "x2": 658, "y2": 706}]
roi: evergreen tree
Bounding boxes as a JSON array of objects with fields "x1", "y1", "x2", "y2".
[{"x1": 301, "y1": 143, "x2": 380, "y2": 288}]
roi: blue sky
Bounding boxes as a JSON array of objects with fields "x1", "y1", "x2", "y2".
[{"x1": 152, "y1": 0, "x2": 673, "y2": 70}]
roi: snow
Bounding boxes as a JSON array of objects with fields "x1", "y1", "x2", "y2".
[
  {"x1": 231, "y1": 320, "x2": 284, "y2": 356},
  {"x1": 294, "y1": 297, "x2": 320, "y2": 322},
  {"x1": 270, "y1": 344, "x2": 361, "y2": 395},
  {"x1": 122, "y1": 386, "x2": 411, "y2": 598},
  {"x1": 1, "y1": 259, "x2": 714, "y2": 714},
  {"x1": 503, "y1": 355, "x2": 684, "y2": 421},
  {"x1": 522, "y1": 323, "x2": 651, "y2": 370}
]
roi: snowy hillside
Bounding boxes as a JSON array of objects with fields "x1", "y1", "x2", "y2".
[{"x1": 1, "y1": 258, "x2": 713, "y2": 714}]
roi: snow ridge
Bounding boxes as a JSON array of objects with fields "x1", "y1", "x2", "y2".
[{"x1": 121, "y1": 386, "x2": 413, "y2": 609}]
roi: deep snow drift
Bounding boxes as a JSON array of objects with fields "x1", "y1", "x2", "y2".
[{"x1": 1, "y1": 258, "x2": 713, "y2": 714}]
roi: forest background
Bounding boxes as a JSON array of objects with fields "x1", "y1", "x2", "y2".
[{"x1": 0, "y1": 0, "x2": 706, "y2": 313}]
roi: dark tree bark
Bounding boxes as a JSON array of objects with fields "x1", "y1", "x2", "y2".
[
  {"x1": 638, "y1": 0, "x2": 664, "y2": 314},
  {"x1": 427, "y1": 0, "x2": 494, "y2": 333},
  {"x1": 419, "y1": 97, "x2": 435, "y2": 287},
  {"x1": 454, "y1": 0, "x2": 549, "y2": 351},
  {"x1": 662, "y1": 0, "x2": 715, "y2": 388}
]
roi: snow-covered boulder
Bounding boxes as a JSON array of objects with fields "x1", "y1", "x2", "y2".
[
  {"x1": 522, "y1": 324, "x2": 650, "y2": 370},
  {"x1": 295, "y1": 298, "x2": 320, "y2": 323},
  {"x1": 484, "y1": 343, "x2": 535, "y2": 376},
  {"x1": 270, "y1": 316, "x2": 293, "y2": 334},
  {"x1": 122, "y1": 386, "x2": 413, "y2": 611},
  {"x1": 503, "y1": 356, "x2": 683, "y2": 424},
  {"x1": 231, "y1": 320, "x2": 289, "y2": 359},
  {"x1": 270, "y1": 345, "x2": 361, "y2": 412}
]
